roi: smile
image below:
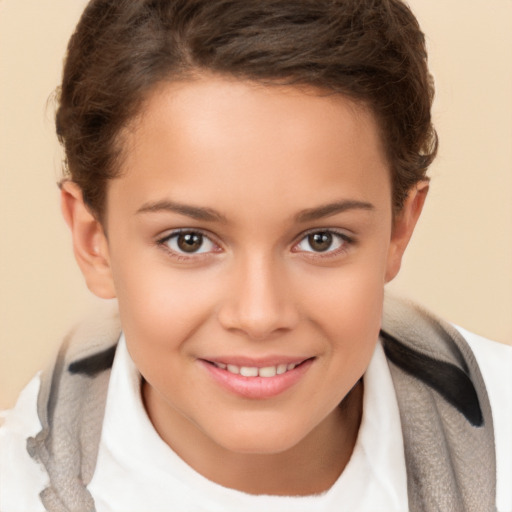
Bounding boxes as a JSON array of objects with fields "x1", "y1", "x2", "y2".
[
  {"x1": 211, "y1": 362, "x2": 299, "y2": 378},
  {"x1": 201, "y1": 358, "x2": 314, "y2": 399}
]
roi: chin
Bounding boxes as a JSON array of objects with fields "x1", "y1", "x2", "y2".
[
  {"x1": 206, "y1": 418, "x2": 310, "y2": 456},
  {"x1": 221, "y1": 434, "x2": 302, "y2": 456}
]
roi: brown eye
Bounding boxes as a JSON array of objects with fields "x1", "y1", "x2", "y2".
[
  {"x1": 177, "y1": 232, "x2": 203, "y2": 253},
  {"x1": 162, "y1": 231, "x2": 217, "y2": 255},
  {"x1": 308, "y1": 232, "x2": 333, "y2": 252},
  {"x1": 295, "y1": 230, "x2": 349, "y2": 255}
]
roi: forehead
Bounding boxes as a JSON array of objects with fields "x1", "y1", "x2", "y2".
[{"x1": 110, "y1": 77, "x2": 391, "y2": 220}]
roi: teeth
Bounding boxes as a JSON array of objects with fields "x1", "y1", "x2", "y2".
[
  {"x1": 226, "y1": 364, "x2": 239, "y2": 374},
  {"x1": 215, "y1": 362, "x2": 301, "y2": 378},
  {"x1": 240, "y1": 366, "x2": 259, "y2": 377},
  {"x1": 258, "y1": 366, "x2": 277, "y2": 378},
  {"x1": 276, "y1": 364, "x2": 288, "y2": 375}
]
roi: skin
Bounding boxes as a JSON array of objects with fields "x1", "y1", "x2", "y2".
[{"x1": 61, "y1": 76, "x2": 427, "y2": 495}]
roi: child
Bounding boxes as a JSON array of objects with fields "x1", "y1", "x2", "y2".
[{"x1": 1, "y1": 1, "x2": 510, "y2": 511}]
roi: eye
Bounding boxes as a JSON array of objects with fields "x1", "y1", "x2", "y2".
[
  {"x1": 160, "y1": 230, "x2": 218, "y2": 255},
  {"x1": 294, "y1": 230, "x2": 350, "y2": 254}
]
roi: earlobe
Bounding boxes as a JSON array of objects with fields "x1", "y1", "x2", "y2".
[
  {"x1": 385, "y1": 181, "x2": 429, "y2": 283},
  {"x1": 60, "y1": 181, "x2": 116, "y2": 299}
]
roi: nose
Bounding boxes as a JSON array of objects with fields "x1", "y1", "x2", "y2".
[{"x1": 217, "y1": 254, "x2": 300, "y2": 340}]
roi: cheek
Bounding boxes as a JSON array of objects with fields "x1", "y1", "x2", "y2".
[
  {"x1": 321, "y1": 272, "x2": 384, "y2": 351},
  {"x1": 111, "y1": 254, "x2": 220, "y2": 366},
  {"x1": 316, "y1": 278, "x2": 383, "y2": 411},
  {"x1": 298, "y1": 250, "x2": 388, "y2": 368}
]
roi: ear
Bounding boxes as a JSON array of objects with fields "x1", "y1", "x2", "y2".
[
  {"x1": 385, "y1": 180, "x2": 429, "y2": 283},
  {"x1": 60, "y1": 181, "x2": 116, "y2": 299}
]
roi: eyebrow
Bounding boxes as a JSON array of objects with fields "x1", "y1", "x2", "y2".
[
  {"x1": 136, "y1": 198, "x2": 374, "y2": 223},
  {"x1": 136, "y1": 200, "x2": 227, "y2": 222},
  {"x1": 295, "y1": 200, "x2": 375, "y2": 222}
]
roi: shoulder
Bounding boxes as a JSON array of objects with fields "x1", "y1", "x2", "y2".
[
  {"x1": 0, "y1": 374, "x2": 47, "y2": 512},
  {"x1": 454, "y1": 326, "x2": 512, "y2": 512},
  {"x1": 454, "y1": 326, "x2": 512, "y2": 413},
  {"x1": 455, "y1": 325, "x2": 512, "y2": 374},
  {"x1": 0, "y1": 305, "x2": 121, "y2": 512}
]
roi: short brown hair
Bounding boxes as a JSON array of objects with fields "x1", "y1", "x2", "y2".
[{"x1": 56, "y1": 0, "x2": 438, "y2": 220}]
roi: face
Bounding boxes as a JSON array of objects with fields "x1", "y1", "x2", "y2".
[{"x1": 63, "y1": 77, "x2": 425, "y2": 472}]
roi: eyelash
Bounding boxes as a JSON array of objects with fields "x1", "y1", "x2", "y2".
[
  {"x1": 291, "y1": 229, "x2": 354, "y2": 259},
  {"x1": 156, "y1": 229, "x2": 221, "y2": 261},
  {"x1": 156, "y1": 228, "x2": 354, "y2": 261}
]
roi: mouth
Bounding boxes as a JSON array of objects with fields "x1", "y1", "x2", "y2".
[
  {"x1": 207, "y1": 360, "x2": 308, "y2": 378},
  {"x1": 199, "y1": 357, "x2": 315, "y2": 399}
]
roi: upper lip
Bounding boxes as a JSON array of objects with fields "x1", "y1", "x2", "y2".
[{"x1": 200, "y1": 356, "x2": 313, "y2": 367}]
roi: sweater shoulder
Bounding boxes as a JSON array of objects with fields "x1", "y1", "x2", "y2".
[{"x1": 0, "y1": 374, "x2": 47, "y2": 512}]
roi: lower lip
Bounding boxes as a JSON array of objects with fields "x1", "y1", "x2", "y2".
[{"x1": 200, "y1": 359, "x2": 314, "y2": 399}]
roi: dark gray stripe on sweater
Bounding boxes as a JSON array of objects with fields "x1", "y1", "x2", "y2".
[{"x1": 381, "y1": 330, "x2": 483, "y2": 427}]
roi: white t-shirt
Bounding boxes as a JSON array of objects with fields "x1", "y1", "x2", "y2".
[{"x1": 1, "y1": 328, "x2": 511, "y2": 512}]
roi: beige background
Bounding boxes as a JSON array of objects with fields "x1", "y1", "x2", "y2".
[{"x1": 1, "y1": 0, "x2": 511, "y2": 410}]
